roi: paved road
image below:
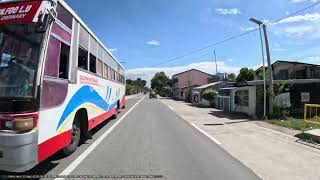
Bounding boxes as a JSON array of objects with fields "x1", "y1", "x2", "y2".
[{"x1": 1, "y1": 95, "x2": 260, "y2": 180}]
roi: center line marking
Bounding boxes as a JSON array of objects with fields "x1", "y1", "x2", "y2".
[{"x1": 55, "y1": 96, "x2": 145, "y2": 180}]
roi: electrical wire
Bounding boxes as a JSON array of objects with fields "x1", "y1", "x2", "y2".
[{"x1": 151, "y1": 1, "x2": 320, "y2": 67}]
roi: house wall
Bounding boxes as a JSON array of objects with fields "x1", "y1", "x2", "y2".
[
  {"x1": 273, "y1": 62, "x2": 320, "y2": 80},
  {"x1": 230, "y1": 86, "x2": 256, "y2": 117},
  {"x1": 173, "y1": 70, "x2": 212, "y2": 89},
  {"x1": 173, "y1": 70, "x2": 212, "y2": 101}
]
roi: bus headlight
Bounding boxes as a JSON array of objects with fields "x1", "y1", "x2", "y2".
[
  {"x1": 0, "y1": 112, "x2": 38, "y2": 132},
  {"x1": 12, "y1": 118, "x2": 34, "y2": 132}
]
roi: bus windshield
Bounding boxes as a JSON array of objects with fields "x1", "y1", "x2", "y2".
[{"x1": 0, "y1": 23, "x2": 44, "y2": 98}]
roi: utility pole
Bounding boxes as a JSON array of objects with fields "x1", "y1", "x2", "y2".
[
  {"x1": 262, "y1": 24, "x2": 274, "y2": 115},
  {"x1": 250, "y1": 18, "x2": 274, "y2": 117},
  {"x1": 214, "y1": 49, "x2": 218, "y2": 75},
  {"x1": 258, "y1": 25, "x2": 267, "y2": 118}
]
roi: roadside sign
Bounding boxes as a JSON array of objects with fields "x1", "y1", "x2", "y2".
[{"x1": 301, "y1": 92, "x2": 310, "y2": 103}]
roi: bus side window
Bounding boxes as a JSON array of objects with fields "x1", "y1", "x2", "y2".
[
  {"x1": 78, "y1": 47, "x2": 88, "y2": 70},
  {"x1": 44, "y1": 37, "x2": 60, "y2": 77},
  {"x1": 45, "y1": 36, "x2": 70, "y2": 79},
  {"x1": 89, "y1": 53, "x2": 96, "y2": 73},
  {"x1": 96, "y1": 59, "x2": 103, "y2": 76},
  {"x1": 59, "y1": 43, "x2": 70, "y2": 79},
  {"x1": 103, "y1": 64, "x2": 108, "y2": 79}
]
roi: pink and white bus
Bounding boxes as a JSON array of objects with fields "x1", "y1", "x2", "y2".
[{"x1": 0, "y1": 0, "x2": 126, "y2": 172}]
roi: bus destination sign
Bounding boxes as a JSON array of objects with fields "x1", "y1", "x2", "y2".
[{"x1": 0, "y1": 1, "x2": 46, "y2": 24}]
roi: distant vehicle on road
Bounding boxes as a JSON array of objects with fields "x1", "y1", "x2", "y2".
[
  {"x1": 0, "y1": 0, "x2": 126, "y2": 173},
  {"x1": 150, "y1": 91, "x2": 157, "y2": 98}
]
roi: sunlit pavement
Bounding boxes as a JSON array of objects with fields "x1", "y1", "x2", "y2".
[
  {"x1": 160, "y1": 98, "x2": 320, "y2": 180},
  {"x1": 1, "y1": 95, "x2": 260, "y2": 180}
]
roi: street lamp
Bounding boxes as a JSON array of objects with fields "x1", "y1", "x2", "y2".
[
  {"x1": 250, "y1": 18, "x2": 274, "y2": 117},
  {"x1": 250, "y1": 18, "x2": 267, "y2": 118}
]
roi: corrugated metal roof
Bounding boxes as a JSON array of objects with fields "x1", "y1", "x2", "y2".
[{"x1": 193, "y1": 82, "x2": 222, "y2": 90}]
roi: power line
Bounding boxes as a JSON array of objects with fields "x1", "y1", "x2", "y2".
[
  {"x1": 151, "y1": 1, "x2": 320, "y2": 67},
  {"x1": 153, "y1": 28, "x2": 259, "y2": 67},
  {"x1": 272, "y1": 1, "x2": 320, "y2": 24}
]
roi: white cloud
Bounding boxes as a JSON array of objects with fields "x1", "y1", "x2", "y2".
[
  {"x1": 275, "y1": 13, "x2": 320, "y2": 24},
  {"x1": 290, "y1": 0, "x2": 308, "y2": 3},
  {"x1": 215, "y1": 8, "x2": 242, "y2": 15},
  {"x1": 126, "y1": 61, "x2": 242, "y2": 87},
  {"x1": 272, "y1": 13, "x2": 320, "y2": 39},
  {"x1": 305, "y1": 56, "x2": 320, "y2": 63},
  {"x1": 107, "y1": 48, "x2": 118, "y2": 53},
  {"x1": 290, "y1": 0, "x2": 319, "y2": 3},
  {"x1": 240, "y1": 26, "x2": 256, "y2": 31},
  {"x1": 146, "y1": 40, "x2": 160, "y2": 46}
]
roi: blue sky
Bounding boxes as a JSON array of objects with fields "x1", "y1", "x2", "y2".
[{"x1": 65, "y1": 0, "x2": 320, "y2": 83}]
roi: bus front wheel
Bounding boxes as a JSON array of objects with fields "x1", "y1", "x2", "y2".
[{"x1": 62, "y1": 117, "x2": 81, "y2": 156}]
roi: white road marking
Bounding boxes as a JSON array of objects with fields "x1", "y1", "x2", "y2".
[
  {"x1": 55, "y1": 96, "x2": 145, "y2": 180},
  {"x1": 160, "y1": 100, "x2": 222, "y2": 146},
  {"x1": 167, "y1": 105, "x2": 175, "y2": 111},
  {"x1": 190, "y1": 123, "x2": 222, "y2": 145}
]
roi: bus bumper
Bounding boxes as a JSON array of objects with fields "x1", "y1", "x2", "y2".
[{"x1": 0, "y1": 129, "x2": 38, "y2": 172}]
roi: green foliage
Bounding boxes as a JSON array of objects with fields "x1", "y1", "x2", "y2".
[
  {"x1": 236, "y1": 68, "x2": 255, "y2": 82},
  {"x1": 269, "y1": 117, "x2": 320, "y2": 131},
  {"x1": 271, "y1": 105, "x2": 288, "y2": 119},
  {"x1": 227, "y1": 73, "x2": 236, "y2": 81},
  {"x1": 172, "y1": 78, "x2": 178, "y2": 85},
  {"x1": 151, "y1": 72, "x2": 171, "y2": 91},
  {"x1": 201, "y1": 88, "x2": 217, "y2": 101},
  {"x1": 273, "y1": 80, "x2": 290, "y2": 96},
  {"x1": 125, "y1": 78, "x2": 147, "y2": 95}
]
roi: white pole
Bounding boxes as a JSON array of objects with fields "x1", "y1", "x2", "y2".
[
  {"x1": 258, "y1": 25, "x2": 267, "y2": 118},
  {"x1": 214, "y1": 49, "x2": 218, "y2": 75}
]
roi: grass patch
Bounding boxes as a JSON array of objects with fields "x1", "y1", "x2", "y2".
[{"x1": 268, "y1": 117, "x2": 320, "y2": 131}]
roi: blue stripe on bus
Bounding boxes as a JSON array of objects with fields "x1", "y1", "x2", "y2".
[{"x1": 56, "y1": 85, "x2": 118, "y2": 131}]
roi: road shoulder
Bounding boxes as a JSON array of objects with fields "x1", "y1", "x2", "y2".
[{"x1": 160, "y1": 98, "x2": 320, "y2": 180}]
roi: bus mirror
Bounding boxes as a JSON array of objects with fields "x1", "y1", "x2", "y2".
[{"x1": 36, "y1": 14, "x2": 51, "y2": 33}]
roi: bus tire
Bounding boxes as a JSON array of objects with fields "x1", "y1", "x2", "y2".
[
  {"x1": 62, "y1": 117, "x2": 81, "y2": 156},
  {"x1": 111, "y1": 105, "x2": 119, "y2": 119}
]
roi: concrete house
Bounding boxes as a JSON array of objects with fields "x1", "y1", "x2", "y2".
[
  {"x1": 256, "y1": 60, "x2": 320, "y2": 80},
  {"x1": 172, "y1": 69, "x2": 212, "y2": 101},
  {"x1": 204, "y1": 61, "x2": 320, "y2": 117}
]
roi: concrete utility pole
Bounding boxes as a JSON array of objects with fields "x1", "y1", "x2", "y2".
[
  {"x1": 214, "y1": 49, "x2": 218, "y2": 75},
  {"x1": 258, "y1": 25, "x2": 267, "y2": 118},
  {"x1": 249, "y1": 18, "x2": 274, "y2": 116},
  {"x1": 262, "y1": 24, "x2": 274, "y2": 115}
]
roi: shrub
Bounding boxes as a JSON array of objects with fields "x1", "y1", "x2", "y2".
[{"x1": 201, "y1": 88, "x2": 217, "y2": 101}]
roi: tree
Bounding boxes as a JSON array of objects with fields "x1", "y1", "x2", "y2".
[
  {"x1": 126, "y1": 79, "x2": 133, "y2": 85},
  {"x1": 125, "y1": 78, "x2": 148, "y2": 95},
  {"x1": 151, "y1": 72, "x2": 170, "y2": 91},
  {"x1": 236, "y1": 68, "x2": 255, "y2": 82},
  {"x1": 172, "y1": 78, "x2": 178, "y2": 85},
  {"x1": 227, "y1": 73, "x2": 236, "y2": 81}
]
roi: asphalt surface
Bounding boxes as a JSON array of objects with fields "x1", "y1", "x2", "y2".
[{"x1": 1, "y1": 95, "x2": 260, "y2": 180}]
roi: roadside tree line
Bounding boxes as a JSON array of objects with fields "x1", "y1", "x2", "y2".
[{"x1": 125, "y1": 78, "x2": 148, "y2": 95}]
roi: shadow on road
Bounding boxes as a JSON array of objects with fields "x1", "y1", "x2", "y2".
[
  {"x1": 0, "y1": 116, "x2": 115, "y2": 179},
  {"x1": 208, "y1": 110, "x2": 250, "y2": 120}
]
